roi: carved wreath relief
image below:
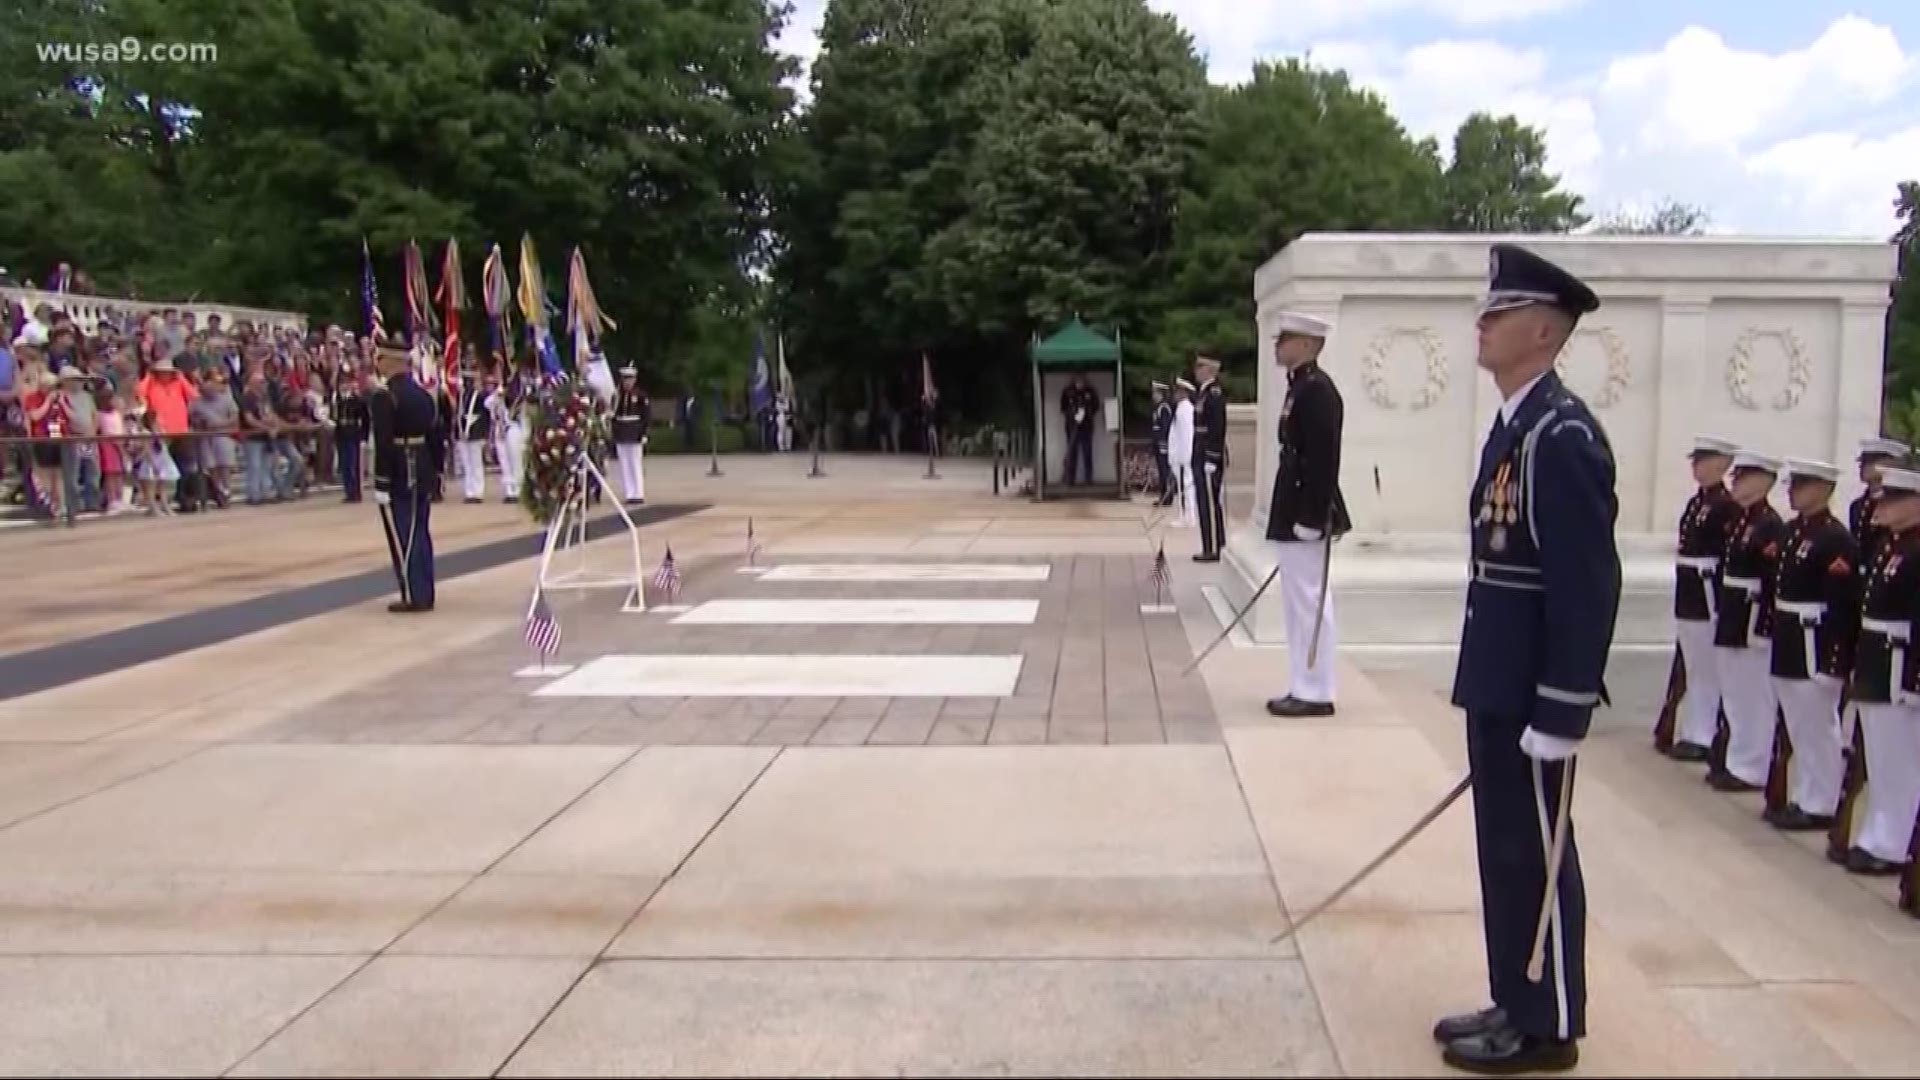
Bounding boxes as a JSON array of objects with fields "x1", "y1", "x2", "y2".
[
  {"x1": 1725, "y1": 328, "x2": 1812, "y2": 412},
  {"x1": 1359, "y1": 327, "x2": 1450, "y2": 411},
  {"x1": 1554, "y1": 327, "x2": 1632, "y2": 409}
]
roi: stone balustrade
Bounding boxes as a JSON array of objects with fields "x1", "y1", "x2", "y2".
[{"x1": 2, "y1": 286, "x2": 307, "y2": 337}]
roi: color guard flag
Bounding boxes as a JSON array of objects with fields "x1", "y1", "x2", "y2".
[
  {"x1": 1150, "y1": 542, "x2": 1168, "y2": 602},
  {"x1": 524, "y1": 588, "x2": 562, "y2": 660},
  {"x1": 746, "y1": 518, "x2": 761, "y2": 565},
  {"x1": 652, "y1": 546, "x2": 681, "y2": 600},
  {"x1": 361, "y1": 238, "x2": 386, "y2": 342}
]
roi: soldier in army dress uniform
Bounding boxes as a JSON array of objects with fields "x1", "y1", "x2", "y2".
[
  {"x1": 1438, "y1": 243, "x2": 1618, "y2": 1075},
  {"x1": 331, "y1": 368, "x2": 369, "y2": 504},
  {"x1": 1150, "y1": 381, "x2": 1174, "y2": 506},
  {"x1": 1263, "y1": 312, "x2": 1350, "y2": 719},
  {"x1": 370, "y1": 343, "x2": 441, "y2": 613},
  {"x1": 1837, "y1": 467, "x2": 1920, "y2": 878},
  {"x1": 1763, "y1": 458, "x2": 1859, "y2": 830},
  {"x1": 610, "y1": 365, "x2": 651, "y2": 505},
  {"x1": 1191, "y1": 356, "x2": 1228, "y2": 562},
  {"x1": 1709, "y1": 451, "x2": 1786, "y2": 793},
  {"x1": 1664, "y1": 435, "x2": 1741, "y2": 761}
]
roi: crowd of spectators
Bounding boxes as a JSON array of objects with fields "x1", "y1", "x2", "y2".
[{"x1": 0, "y1": 298, "x2": 379, "y2": 524}]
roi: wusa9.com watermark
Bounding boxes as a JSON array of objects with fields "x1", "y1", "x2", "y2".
[{"x1": 38, "y1": 38, "x2": 217, "y2": 63}]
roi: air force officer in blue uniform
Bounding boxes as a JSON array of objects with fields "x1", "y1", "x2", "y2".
[
  {"x1": 371, "y1": 343, "x2": 442, "y2": 613},
  {"x1": 1437, "y1": 244, "x2": 1619, "y2": 1074}
]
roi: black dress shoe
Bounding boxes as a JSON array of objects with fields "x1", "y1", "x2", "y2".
[
  {"x1": 1432, "y1": 1006, "x2": 1506, "y2": 1044},
  {"x1": 1664, "y1": 741, "x2": 1710, "y2": 763},
  {"x1": 1845, "y1": 847, "x2": 1907, "y2": 876},
  {"x1": 1443, "y1": 1025, "x2": 1578, "y2": 1074},
  {"x1": 1707, "y1": 770, "x2": 1760, "y2": 793},
  {"x1": 1268, "y1": 697, "x2": 1336, "y2": 718},
  {"x1": 387, "y1": 601, "x2": 435, "y2": 614},
  {"x1": 1768, "y1": 805, "x2": 1836, "y2": 832},
  {"x1": 1192, "y1": 553, "x2": 1220, "y2": 563}
]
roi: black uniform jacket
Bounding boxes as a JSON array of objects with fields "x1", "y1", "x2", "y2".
[
  {"x1": 612, "y1": 388, "x2": 651, "y2": 444},
  {"x1": 1192, "y1": 379, "x2": 1227, "y2": 470},
  {"x1": 1265, "y1": 360, "x2": 1351, "y2": 541},
  {"x1": 1450, "y1": 372, "x2": 1620, "y2": 741},
  {"x1": 1849, "y1": 527, "x2": 1920, "y2": 704},
  {"x1": 371, "y1": 372, "x2": 442, "y2": 499},
  {"x1": 1768, "y1": 509, "x2": 1859, "y2": 680},
  {"x1": 1674, "y1": 482, "x2": 1739, "y2": 621},
  {"x1": 1713, "y1": 501, "x2": 1786, "y2": 649}
]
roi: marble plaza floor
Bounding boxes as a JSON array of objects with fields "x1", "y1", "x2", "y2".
[{"x1": 3, "y1": 452, "x2": 1920, "y2": 1076}]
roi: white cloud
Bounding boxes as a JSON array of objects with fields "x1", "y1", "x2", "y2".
[{"x1": 1745, "y1": 126, "x2": 1920, "y2": 238}]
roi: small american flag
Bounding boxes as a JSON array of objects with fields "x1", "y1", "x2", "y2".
[
  {"x1": 653, "y1": 546, "x2": 681, "y2": 599},
  {"x1": 361, "y1": 237, "x2": 386, "y2": 342},
  {"x1": 524, "y1": 589, "x2": 562, "y2": 660},
  {"x1": 1150, "y1": 543, "x2": 1168, "y2": 601},
  {"x1": 746, "y1": 517, "x2": 761, "y2": 565}
]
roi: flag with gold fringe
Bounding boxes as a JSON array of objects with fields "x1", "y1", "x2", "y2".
[
  {"x1": 565, "y1": 245, "x2": 617, "y2": 369},
  {"x1": 436, "y1": 239, "x2": 466, "y2": 386},
  {"x1": 517, "y1": 234, "x2": 561, "y2": 377},
  {"x1": 481, "y1": 242, "x2": 513, "y2": 360}
]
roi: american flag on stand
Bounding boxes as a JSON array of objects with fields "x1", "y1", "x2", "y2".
[
  {"x1": 746, "y1": 518, "x2": 762, "y2": 566},
  {"x1": 652, "y1": 546, "x2": 681, "y2": 601},
  {"x1": 361, "y1": 238, "x2": 387, "y2": 342},
  {"x1": 524, "y1": 588, "x2": 562, "y2": 662},
  {"x1": 1150, "y1": 542, "x2": 1168, "y2": 603}
]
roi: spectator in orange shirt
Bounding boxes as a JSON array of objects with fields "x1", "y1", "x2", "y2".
[{"x1": 138, "y1": 353, "x2": 199, "y2": 508}]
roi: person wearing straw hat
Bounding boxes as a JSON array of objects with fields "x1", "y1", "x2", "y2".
[
  {"x1": 1440, "y1": 243, "x2": 1616, "y2": 1074},
  {"x1": 1664, "y1": 434, "x2": 1741, "y2": 762},
  {"x1": 1764, "y1": 457, "x2": 1858, "y2": 831},
  {"x1": 1168, "y1": 377, "x2": 1196, "y2": 528},
  {"x1": 370, "y1": 341, "x2": 440, "y2": 613},
  {"x1": 1839, "y1": 466, "x2": 1920, "y2": 877},
  {"x1": 1708, "y1": 450, "x2": 1786, "y2": 792},
  {"x1": 1263, "y1": 311, "x2": 1349, "y2": 719}
]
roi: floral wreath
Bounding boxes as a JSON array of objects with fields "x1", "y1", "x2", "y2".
[
  {"x1": 521, "y1": 375, "x2": 611, "y2": 524},
  {"x1": 1726, "y1": 328, "x2": 1812, "y2": 412},
  {"x1": 1556, "y1": 327, "x2": 1632, "y2": 409},
  {"x1": 1359, "y1": 327, "x2": 1450, "y2": 411}
]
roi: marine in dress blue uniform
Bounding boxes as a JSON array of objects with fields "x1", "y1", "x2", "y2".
[
  {"x1": 1439, "y1": 244, "x2": 1617, "y2": 1074},
  {"x1": 1659, "y1": 434, "x2": 1739, "y2": 762},
  {"x1": 371, "y1": 344, "x2": 441, "y2": 613},
  {"x1": 1191, "y1": 355, "x2": 1228, "y2": 562}
]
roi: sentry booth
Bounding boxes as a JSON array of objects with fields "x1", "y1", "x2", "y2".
[{"x1": 1029, "y1": 318, "x2": 1125, "y2": 501}]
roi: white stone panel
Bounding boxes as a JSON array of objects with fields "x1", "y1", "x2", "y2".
[
  {"x1": 670, "y1": 599, "x2": 1038, "y2": 625},
  {"x1": 534, "y1": 655, "x2": 1024, "y2": 697},
  {"x1": 757, "y1": 564, "x2": 1051, "y2": 583}
]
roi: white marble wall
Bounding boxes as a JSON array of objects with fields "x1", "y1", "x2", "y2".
[{"x1": 1249, "y1": 234, "x2": 1898, "y2": 538}]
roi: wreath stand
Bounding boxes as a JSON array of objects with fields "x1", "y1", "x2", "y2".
[{"x1": 532, "y1": 452, "x2": 647, "y2": 614}]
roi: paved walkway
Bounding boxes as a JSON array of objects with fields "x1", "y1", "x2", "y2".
[{"x1": 1, "y1": 454, "x2": 1917, "y2": 1075}]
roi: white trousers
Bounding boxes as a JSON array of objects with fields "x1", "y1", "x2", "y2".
[
  {"x1": 1675, "y1": 619, "x2": 1722, "y2": 748},
  {"x1": 1275, "y1": 538, "x2": 1337, "y2": 703},
  {"x1": 1715, "y1": 643, "x2": 1778, "y2": 785},
  {"x1": 455, "y1": 440, "x2": 487, "y2": 500},
  {"x1": 1169, "y1": 459, "x2": 1194, "y2": 526},
  {"x1": 614, "y1": 441, "x2": 646, "y2": 502},
  {"x1": 1772, "y1": 676, "x2": 1845, "y2": 816},
  {"x1": 495, "y1": 423, "x2": 526, "y2": 500},
  {"x1": 1857, "y1": 702, "x2": 1920, "y2": 862}
]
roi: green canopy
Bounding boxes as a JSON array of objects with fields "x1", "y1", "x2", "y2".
[{"x1": 1031, "y1": 319, "x2": 1120, "y2": 366}]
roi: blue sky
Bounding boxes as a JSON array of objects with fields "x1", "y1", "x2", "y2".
[{"x1": 776, "y1": 1, "x2": 1918, "y2": 238}]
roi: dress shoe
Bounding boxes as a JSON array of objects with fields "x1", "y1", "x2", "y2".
[
  {"x1": 1664, "y1": 741, "x2": 1710, "y2": 763},
  {"x1": 1442, "y1": 1025, "x2": 1578, "y2": 1074},
  {"x1": 1768, "y1": 805, "x2": 1835, "y2": 832},
  {"x1": 1268, "y1": 697, "x2": 1335, "y2": 718},
  {"x1": 464, "y1": 497, "x2": 483, "y2": 504},
  {"x1": 1192, "y1": 553, "x2": 1220, "y2": 563},
  {"x1": 387, "y1": 601, "x2": 434, "y2": 614},
  {"x1": 1432, "y1": 1007, "x2": 1506, "y2": 1044},
  {"x1": 1826, "y1": 844, "x2": 1851, "y2": 867},
  {"x1": 1845, "y1": 847, "x2": 1906, "y2": 876},
  {"x1": 1707, "y1": 770, "x2": 1760, "y2": 793}
]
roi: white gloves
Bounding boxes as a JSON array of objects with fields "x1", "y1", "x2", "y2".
[
  {"x1": 373, "y1": 490, "x2": 391, "y2": 507},
  {"x1": 1204, "y1": 462, "x2": 1217, "y2": 476},
  {"x1": 1520, "y1": 727, "x2": 1579, "y2": 761},
  {"x1": 641, "y1": 437, "x2": 648, "y2": 447},
  {"x1": 1293, "y1": 523, "x2": 1322, "y2": 541}
]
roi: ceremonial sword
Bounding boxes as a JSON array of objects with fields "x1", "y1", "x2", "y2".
[
  {"x1": 1181, "y1": 562, "x2": 1279, "y2": 675},
  {"x1": 1527, "y1": 760, "x2": 1575, "y2": 983}
]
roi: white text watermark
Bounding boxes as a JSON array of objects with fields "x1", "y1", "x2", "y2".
[{"x1": 37, "y1": 38, "x2": 217, "y2": 64}]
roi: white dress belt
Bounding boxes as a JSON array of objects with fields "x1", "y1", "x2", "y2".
[
  {"x1": 1722, "y1": 576, "x2": 1762, "y2": 592},
  {"x1": 1776, "y1": 600, "x2": 1825, "y2": 618},
  {"x1": 1862, "y1": 618, "x2": 1910, "y2": 640},
  {"x1": 1677, "y1": 555, "x2": 1719, "y2": 572}
]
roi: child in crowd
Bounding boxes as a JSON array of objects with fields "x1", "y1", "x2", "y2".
[
  {"x1": 128, "y1": 403, "x2": 178, "y2": 515},
  {"x1": 96, "y1": 388, "x2": 128, "y2": 512}
]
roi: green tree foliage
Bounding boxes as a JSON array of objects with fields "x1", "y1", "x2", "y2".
[
  {"x1": 1443, "y1": 113, "x2": 1588, "y2": 233},
  {"x1": 1885, "y1": 181, "x2": 1920, "y2": 433},
  {"x1": 0, "y1": 0, "x2": 797, "y2": 379}
]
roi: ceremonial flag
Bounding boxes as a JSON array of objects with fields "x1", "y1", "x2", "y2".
[
  {"x1": 481, "y1": 242, "x2": 512, "y2": 356},
  {"x1": 517, "y1": 234, "x2": 562, "y2": 376},
  {"x1": 565, "y1": 246, "x2": 616, "y2": 370},
  {"x1": 921, "y1": 351, "x2": 937, "y2": 406},
  {"x1": 524, "y1": 588, "x2": 562, "y2": 660},
  {"x1": 776, "y1": 333, "x2": 794, "y2": 402},
  {"x1": 402, "y1": 240, "x2": 435, "y2": 341},
  {"x1": 436, "y1": 239, "x2": 466, "y2": 388},
  {"x1": 360, "y1": 238, "x2": 386, "y2": 342},
  {"x1": 746, "y1": 517, "x2": 761, "y2": 566},
  {"x1": 1150, "y1": 542, "x2": 1168, "y2": 603},
  {"x1": 652, "y1": 546, "x2": 681, "y2": 600},
  {"x1": 747, "y1": 332, "x2": 772, "y2": 418}
]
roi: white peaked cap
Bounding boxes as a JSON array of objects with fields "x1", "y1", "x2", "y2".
[
  {"x1": 1150, "y1": 380, "x2": 1168, "y2": 390},
  {"x1": 1880, "y1": 467, "x2": 1920, "y2": 495},
  {"x1": 1175, "y1": 377, "x2": 1195, "y2": 391},
  {"x1": 1275, "y1": 312, "x2": 1332, "y2": 338},
  {"x1": 1784, "y1": 457, "x2": 1840, "y2": 483},
  {"x1": 1730, "y1": 450, "x2": 1782, "y2": 475},
  {"x1": 1690, "y1": 434, "x2": 1739, "y2": 456},
  {"x1": 1859, "y1": 437, "x2": 1910, "y2": 460}
]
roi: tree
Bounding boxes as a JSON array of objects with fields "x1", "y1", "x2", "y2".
[
  {"x1": 1887, "y1": 180, "x2": 1920, "y2": 418},
  {"x1": 1442, "y1": 113, "x2": 1587, "y2": 233},
  {"x1": 1590, "y1": 199, "x2": 1710, "y2": 235}
]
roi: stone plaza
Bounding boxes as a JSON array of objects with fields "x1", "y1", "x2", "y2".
[{"x1": 1, "y1": 449, "x2": 1918, "y2": 1076}]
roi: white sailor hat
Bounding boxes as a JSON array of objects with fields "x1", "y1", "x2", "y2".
[
  {"x1": 1878, "y1": 467, "x2": 1920, "y2": 496},
  {"x1": 1274, "y1": 312, "x2": 1332, "y2": 339},
  {"x1": 1174, "y1": 377, "x2": 1195, "y2": 392},
  {"x1": 1689, "y1": 435, "x2": 1739, "y2": 458},
  {"x1": 1784, "y1": 457, "x2": 1840, "y2": 484},
  {"x1": 1151, "y1": 380, "x2": 1168, "y2": 391},
  {"x1": 1858, "y1": 437, "x2": 1910, "y2": 461},
  {"x1": 1730, "y1": 450, "x2": 1782, "y2": 475}
]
